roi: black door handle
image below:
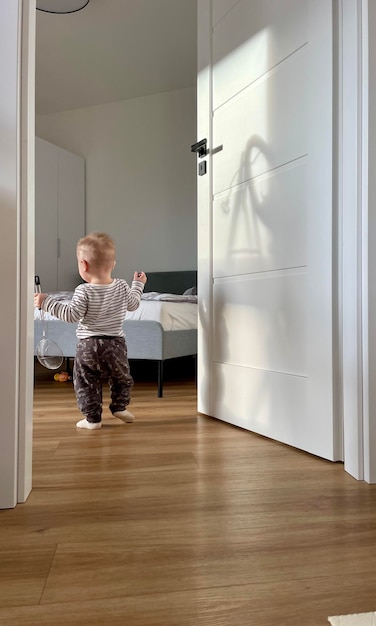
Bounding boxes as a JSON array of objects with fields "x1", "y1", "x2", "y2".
[{"x1": 190, "y1": 138, "x2": 207, "y2": 158}]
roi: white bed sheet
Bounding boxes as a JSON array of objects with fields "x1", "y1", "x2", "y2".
[
  {"x1": 126, "y1": 300, "x2": 197, "y2": 330},
  {"x1": 34, "y1": 299, "x2": 197, "y2": 331}
]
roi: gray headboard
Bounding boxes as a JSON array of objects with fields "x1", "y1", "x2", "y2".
[{"x1": 144, "y1": 271, "x2": 197, "y2": 294}]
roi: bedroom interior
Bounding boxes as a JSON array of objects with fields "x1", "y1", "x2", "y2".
[{"x1": 34, "y1": 0, "x2": 198, "y2": 392}]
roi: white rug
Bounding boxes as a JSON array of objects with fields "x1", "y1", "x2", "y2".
[{"x1": 328, "y1": 613, "x2": 376, "y2": 625}]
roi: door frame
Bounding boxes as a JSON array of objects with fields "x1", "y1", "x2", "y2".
[
  {"x1": 0, "y1": 0, "x2": 35, "y2": 509},
  {"x1": 337, "y1": 0, "x2": 372, "y2": 481}
]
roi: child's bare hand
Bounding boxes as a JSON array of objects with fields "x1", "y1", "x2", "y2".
[
  {"x1": 134, "y1": 271, "x2": 147, "y2": 284},
  {"x1": 34, "y1": 293, "x2": 47, "y2": 309}
]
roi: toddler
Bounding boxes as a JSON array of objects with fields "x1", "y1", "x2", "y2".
[{"x1": 34, "y1": 232, "x2": 147, "y2": 429}]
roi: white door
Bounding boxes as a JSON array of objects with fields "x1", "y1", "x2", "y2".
[{"x1": 197, "y1": 0, "x2": 341, "y2": 461}]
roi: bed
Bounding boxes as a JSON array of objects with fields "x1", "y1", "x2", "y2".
[{"x1": 34, "y1": 270, "x2": 197, "y2": 397}]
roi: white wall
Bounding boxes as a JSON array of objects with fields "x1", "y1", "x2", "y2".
[{"x1": 36, "y1": 87, "x2": 197, "y2": 278}]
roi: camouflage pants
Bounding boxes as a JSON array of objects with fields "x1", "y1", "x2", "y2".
[{"x1": 73, "y1": 336, "x2": 134, "y2": 423}]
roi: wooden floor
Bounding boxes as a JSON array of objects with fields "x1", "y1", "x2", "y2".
[{"x1": 0, "y1": 361, "x2": 376, "y2": 625}]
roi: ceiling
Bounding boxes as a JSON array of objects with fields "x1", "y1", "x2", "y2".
[{"x1": 35, "y1": 0, "x2": 197, "y2": 115}]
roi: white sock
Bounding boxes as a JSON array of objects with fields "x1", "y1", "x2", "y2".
[
  {"x1": 76, "y1": 418, "x2": 101, "y2": 430},
  {"x1": 112, "y1": 409, "x2": 135, "y2": 423}
]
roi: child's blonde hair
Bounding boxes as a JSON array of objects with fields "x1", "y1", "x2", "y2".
[{"x1": 77, "y1": 232, "x2": 115, "y2": 270}]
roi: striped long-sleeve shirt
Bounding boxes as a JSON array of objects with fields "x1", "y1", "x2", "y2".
[{"x1": 42, "y1": 278, "x2": 145, "y2": 339}]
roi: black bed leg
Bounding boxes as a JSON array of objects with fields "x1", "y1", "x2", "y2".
[
  {"x1": 157, "y1": 361, "x2": 163, "y2": 398},
  {"x1": 65, "y1": 357, "x2": 72, "y2": 376}
]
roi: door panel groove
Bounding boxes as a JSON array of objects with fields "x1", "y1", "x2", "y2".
[
  {"x1": 212, "y1": 153, "x2": 308, "y2": 199},
  {"x1": 213, "y1": 42, "x2": 309, "y2": 113}
]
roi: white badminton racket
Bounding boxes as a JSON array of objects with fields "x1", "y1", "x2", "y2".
[{"x1": 35, "y1": 275, "x2": 64, "y2": 370}]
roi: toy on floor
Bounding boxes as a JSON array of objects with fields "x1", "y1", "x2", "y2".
[{"x1": 54, "y1": 371, "x2": 72, "y2": 382}]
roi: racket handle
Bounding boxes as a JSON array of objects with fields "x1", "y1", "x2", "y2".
[{"x1": 34, "y1": 275, "x2": 41, "y2": 294}]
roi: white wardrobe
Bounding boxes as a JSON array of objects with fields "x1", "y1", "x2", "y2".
[{"x1": 35, "y1": 137, "x2": 85, "y2": 292}]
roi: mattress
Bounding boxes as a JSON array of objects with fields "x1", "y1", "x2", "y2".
[
  {"x1": 126, "y1": 300, "x2": 197, "y2": 330},
  {"x1": 34, "y1": 297, "x2": 197, "y2": 332}
]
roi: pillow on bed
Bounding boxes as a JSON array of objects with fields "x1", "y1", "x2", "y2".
[{"x1": 183, "y1": 286, "x2": 197, "y2": 296}]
